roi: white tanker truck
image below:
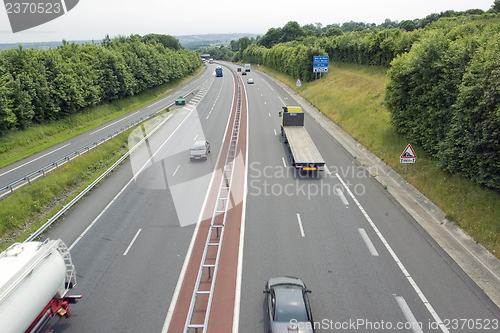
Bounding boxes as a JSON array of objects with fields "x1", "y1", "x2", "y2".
[{"x1": 0, "y1": 239, "x2": 81, "y2": 333}]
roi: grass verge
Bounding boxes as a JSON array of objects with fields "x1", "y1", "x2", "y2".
[
  {"x1": 0, "y1": 128, "x2": 133, "y2": 252},
  {"x1": 0, "y1": 67, "x2": 202, "y2": 169},
  {"x1": 259, "y1": 61, "x2": 500, "y2": 258}
]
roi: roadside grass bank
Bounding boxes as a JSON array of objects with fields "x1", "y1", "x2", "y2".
[
  {"x1": 258, "y1": 62, "x2": 500, "y2": 258},
  {"x1": 0, "y1": 67, "x2": 202, "y2": 169},
  {"x1": 0, "y1": 128, "x2": 135, "y2": 252}
]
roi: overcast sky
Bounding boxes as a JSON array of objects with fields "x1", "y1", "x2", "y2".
[{"x1": 0, "y1": 0, "x2": 495, "y2": 44}]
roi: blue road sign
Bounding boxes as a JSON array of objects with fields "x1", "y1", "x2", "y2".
[{"x1": 313, "y1": 56, "x2": 329, "y2": 73}]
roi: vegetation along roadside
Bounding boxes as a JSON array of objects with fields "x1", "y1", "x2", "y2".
[{"x1": 0, "y1": 128, "x2": 133, "y2": 251}]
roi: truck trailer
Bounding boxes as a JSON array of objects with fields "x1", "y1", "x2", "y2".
[
  {"x1": 0, "y1": 239, "x2": 81, "y2": 333},
  {"x1": 279, "y1": 106, "x2": 325, "y2": 171},
  {"x1": 244, "y1": 64, "x2": 251, "y2": 72}
]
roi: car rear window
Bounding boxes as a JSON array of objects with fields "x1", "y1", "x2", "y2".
[{"x1": 273, "y1": 285, "x2": 308, "y2": 322}]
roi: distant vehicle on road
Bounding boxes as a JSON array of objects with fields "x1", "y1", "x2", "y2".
[
  {"x1": 237, "y1": 67, "x2": 242, "y2": 72},
  {"x1": 209, "y1": 58, "x2": 213, "y2": 64},
  {"x1": 241, "y1": 71, "x2": 247, "y2": 76},
  {"x1": 215, "y1": 66, "x2": 223, "y2": 77},
  {"x1": 263, "y1": 276, "x2": 314, "y2": 333},
  {"x1": 247, "y1": 78, "x2": 254, "y2": 84},
  {"x1": 245, "y1": 63, "x2": 251, "y2": 72},
  {"x1": 190, "y1": 141, "x2": 210, "y2": 160}
]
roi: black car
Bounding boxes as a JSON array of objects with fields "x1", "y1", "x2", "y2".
[
  {"x1": 263, "y1": 276, "x2": 314, "y2": 333},
  {"x1": 241, "y1": 71, "x2": 247, "y2": 75}
]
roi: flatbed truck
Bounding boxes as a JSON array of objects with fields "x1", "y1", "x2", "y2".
[{"x1": 279, "y1": 106, "x2": 325, "y2": 171}]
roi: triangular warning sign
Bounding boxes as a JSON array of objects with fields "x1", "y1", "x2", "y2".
[{"x1": 400, "y1": 144, "x2": 416, "y2": 158}]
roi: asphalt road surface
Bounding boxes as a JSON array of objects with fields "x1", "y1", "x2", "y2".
[{"x1": 34, "y1": 62, "x2": 500, "y2": 333}]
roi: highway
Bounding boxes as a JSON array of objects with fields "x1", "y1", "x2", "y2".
[
  {"x1": 42, "y1": 63, "x2": 236, "y2": 332},
  {"x1": 27, "y1": 61, "x2": 500, "y2": 332}
]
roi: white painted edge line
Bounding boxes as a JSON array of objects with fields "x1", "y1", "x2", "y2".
[
  {"x1": 296, "y1": 213, "x2": 305, "y2": 237},
  {"x1": 336, "y1": 173, "x2": 449, "y2": 333},
  {"x1": 395, "y1": 296, "x2": 424, "y2": 333},
  {"x1": 358, "y1": 228, "x2": 379, "y2": 256},
  {"x1": 148, "y1": 96, "x2": 170, "y2": 108},
  {"x1": 172, "y1": 165, "x2": 180, "y2": 177},
  {"x1": 335, "y1": 188, "x2": 349, "y2": 205},
  {"x1": 324, "y1": 165, "x2": 331, "y2": 175},
  {"x1": 123, "y1": 229, "x2": 142, "y2": 256},
  {"x1": 69, "y1": 172, "x2": 137, "y2": 251},
  {"x1": 161, "y1": 70, "x2": 234, "y2": 333},
  {"x1": 262, "y1": 78, "x2": 274, "y2": 91},
  {"x1": 278, "y1": 96, "x2": 286, "y2": 106},
  {"x1": 233, "y1": 79, "x2": 250, "y2": 333},
  {"x1": 89, "y1": 111, "x2": 140, "y2": 135},
  {"x1": 282, "y1": 157, "x2": 287, "y2": 168},
  {"x1": 0, "y1": 143, "x2": 71, "y2": 177}
]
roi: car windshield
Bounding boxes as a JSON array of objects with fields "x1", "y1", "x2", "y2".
[
  {"x1": 192, "y1": 142, "x2": 205, "y2": 150},
  {"x1": 273, "y1": 285, "x2": 308, "y2": 322}
]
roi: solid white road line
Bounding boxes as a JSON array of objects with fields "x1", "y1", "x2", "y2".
[
  {"x1": 336, "y1": 173, "x2": 449, "y2": 333},
  {"x1": 172, "y1": 165, "x2": 180, "y2": 177},
  {"x1": 0, "y1": 143, "x2": 71, "y2": 177},
  {"x1": 262, "y1": 79, "x2": 274, "y2": 91},
  {"x1": 233, "y1": 86, "x2": 250, "y2": 333},
  {"x1": 395, "y1": 296, "x2": 424, "y2": 333},
  {"x1": 148, "y1": 96, "x2": 169, "y2": 108},
  {"x1": 90, "y1": 111, "x2": 140, "y2": 135},
  {"x1": 335, "y1": 188, "x2": 349, "y2": 205},
  {"x1": 358, "y1": 228, "x2": 379, "y2": 256},
  {"x1": 296, "y1": 213, "x2": 305, "y2": 237},
  {"x1": 282, "y1": 157, "x2": 287, "y2": 168},
  {"x1": 193, "y1": 134, "x2": 198, "y2": 141},
  {"x1": 123, "y1": 229, "x2": 142, "y2": 256},
  {"x1": 324, "y1": 165, "x2": 331, "y2": 175},
  {"x1": 278, "y1": 96, "x2": 285, "y2": 106}
]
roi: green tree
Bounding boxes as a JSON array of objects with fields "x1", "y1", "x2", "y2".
[
  {"x1": 399, "y1": 20, "x2": 417, "y2": 32},
  {"x1": 491, "y1": 0, "x2": 500, "y2": 13},
  {"x1": 279, "y1": 21, "x2": 306, "y2": 43},
  {"x1": 322, "y1": 26, "x2": 343, "y2": 37},
  {"x1": 238, "y1": 37, "x2": 251, "y2": 52}
]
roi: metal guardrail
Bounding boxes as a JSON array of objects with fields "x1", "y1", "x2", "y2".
[
  {"x1": 0, "y1": 112, "x2": 163, "y2": 198},
  {"x1": 24, "y1": 113, "x2": 174, "y2": 243}
]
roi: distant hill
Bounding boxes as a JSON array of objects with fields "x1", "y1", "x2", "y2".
[
  {"x1": 0, "y1": 33, "x2": 261, "y2": 51},
  {"x1": 0, "y1": 40, "x2": 100, "y2": 50},
  {"x1": 174, "y1": 33, "x2": 261, "y2": 50}
]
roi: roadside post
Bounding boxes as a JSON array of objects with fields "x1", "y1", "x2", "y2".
[
  {"x1": 400, "y1": 144, "x2": 416, "y2": 174},
  {"x1": 296, "y1": 79, "x2": 302, "y2": 88}
]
